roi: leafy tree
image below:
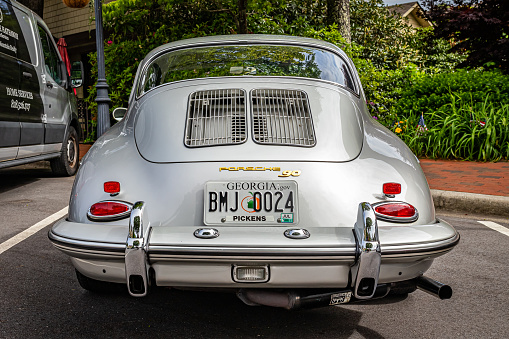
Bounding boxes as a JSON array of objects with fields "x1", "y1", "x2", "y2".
[
  {"x1": 422, "y1": 0, "x2": 509, "y2": 72},
  {"x1": 326, "y1": 0, "x2": 351, "y2": 43}
]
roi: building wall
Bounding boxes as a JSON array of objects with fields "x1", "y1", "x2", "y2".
[
  {"x1": 43, "y1": 0, "x2": 114, "y2": 37},
  {"x1": 43, "y1": 0, "x2": 92, "y2": 37},
  {"x1": 405, "y1": 12, "x2": 421, "y2": 28}
]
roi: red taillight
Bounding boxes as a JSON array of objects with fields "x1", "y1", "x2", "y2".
[
  {"x1": 87, "y1": 201, "x2": 132, "y2": 221},
  {"x1": 104, "y1": 181, "x2": 121, "y2": 194},
  {"x1": 383, "y1": 183, "x2": 401, "y2": 195},
  {"x1": 373, "y1": 202, "x2": 418, "y2": 223}
]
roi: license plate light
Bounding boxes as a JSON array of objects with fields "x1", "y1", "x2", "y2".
[{"x1": 233, "y1": 265, "x2": 269, "y2": 283}]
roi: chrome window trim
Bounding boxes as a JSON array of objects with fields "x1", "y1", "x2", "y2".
[{"x1": 135, "y1": 40, "x2": 359, "y2": 99}]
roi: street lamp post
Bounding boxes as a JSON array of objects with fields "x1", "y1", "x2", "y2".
[{"x1": 94, "y1": 0, "x2": 111, "y2": 137}]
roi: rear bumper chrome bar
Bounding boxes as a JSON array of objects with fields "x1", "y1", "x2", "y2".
[
  {"x1": 125, "y1": 201, "x2": 151, "y2": 297},
  {"x1": 353, "y1": 202, "x2": 381, "y2": 299}
]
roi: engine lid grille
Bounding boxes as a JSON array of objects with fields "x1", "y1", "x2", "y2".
[
  {"x1": 251, "y1": 89, "x2": 316, "y2": 147},
  {"x1": 185, "y1": 89, "x2": 247, "y2": 147}
]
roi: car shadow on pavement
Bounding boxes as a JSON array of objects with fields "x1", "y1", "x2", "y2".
[
  {"x1": 64, "y1": 286, "x2": 387, "y2": 339},
  {"x1": 0, "y1": 162, "x2": 53, "y2": 194}
]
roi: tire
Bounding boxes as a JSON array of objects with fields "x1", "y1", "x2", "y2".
[
  {"x1": 50, "y1": 126, "x2": 79, "y2": 176},
  {"x1": 75, "y1": 270, "x2": 126, "y2": 294}
]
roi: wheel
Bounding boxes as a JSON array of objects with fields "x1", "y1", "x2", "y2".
[
  {"x1": 51, "y1": 126, "x2": 79, "y2": 176},
  {"x1": 75, "y1": 269, "x2": 126, "y2": 294}
]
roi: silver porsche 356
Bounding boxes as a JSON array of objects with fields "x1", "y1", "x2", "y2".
[{"x1": 49, "y1": 35, "x2": 459, "y2": 309}]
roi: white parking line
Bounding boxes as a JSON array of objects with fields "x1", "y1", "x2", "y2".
[
  {"x1": 0, "y1": 206, "x2": 68, "y2": 255},
  {"x1": 478, "y1": 221, "x2": 509, "y2": 237}
]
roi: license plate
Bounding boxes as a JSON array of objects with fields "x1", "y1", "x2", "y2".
[
  {"x1": 329, "y1": 292, "x2": 352, "y2": 305},
  {"x1": 204, "y1": 181, "x2": 298, "y2": 225}
]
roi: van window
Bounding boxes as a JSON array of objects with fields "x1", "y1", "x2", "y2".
[
  {"x1": 37, "y1": 25, "x2": 62, "y2": 84},
  {"x1": 0, "y1": 0, "x2": 31, "y2": 62}
]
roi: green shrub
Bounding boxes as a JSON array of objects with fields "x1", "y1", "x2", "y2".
[
  {"x1": 393, "y1": 69, "x2": 509, "y2": 117},
  {"x1": 393, "y1": 94, "x2": 509, "y2": 161}
]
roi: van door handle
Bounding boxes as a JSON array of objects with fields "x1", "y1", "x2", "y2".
[
  {"x1": 23, "y1": 72, "x2": 33, "y2": 79},
  {"x1": 46, "y1": 82, "x2": 53, "y2": 89}
]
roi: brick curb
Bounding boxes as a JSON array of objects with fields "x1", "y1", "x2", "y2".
[{"x1": 431, "y1": 189, "x2": 509, "y2": 217}]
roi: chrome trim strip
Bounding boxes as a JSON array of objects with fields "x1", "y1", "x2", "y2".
[
  {"x1": 149, "y1": 255, "x2": 355, "y2": 262},
  {"x1": 382, "y1": 232, "x2": 460, "y2": 256},
  {"x1": 48, "y1": 229, "x2": 125, "y2": 253},
  {"x1": 49, "y1": 226, "x2": 459, "y2": 260},
  {"x1": 148, "y1": 245, "x2": 356, "y2": 256},
  {"x1": 51, "y1": 242, "x2": 125, "y2": 259}
]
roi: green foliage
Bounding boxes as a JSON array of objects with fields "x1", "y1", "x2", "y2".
[
  {"x1": 303, "y1": 25, "x2": 362, "y2": 59},
  {"x1": 248, "y1": 0, "x2": 326, "y2": 35},
  {"x1": 356, "y1": 61, "x2": 425, "y2": 122},
  {"x1": 393, "y1": 69, "x2": 509, "y2": 117},
  {"x1": 349, "y1": 0, "x2": 464, "y2": 71},
  {"x1": 394, "y1": 95, "x2": 509, "y2": 161}
]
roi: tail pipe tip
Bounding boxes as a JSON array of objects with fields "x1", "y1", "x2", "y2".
[{"x1": 416, "y1": 276, "x2": 453, "y2": 300}]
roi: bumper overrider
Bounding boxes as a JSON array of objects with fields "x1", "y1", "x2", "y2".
[{"x1": 48, "y1": 202, "x2": 459, "y2": 308}]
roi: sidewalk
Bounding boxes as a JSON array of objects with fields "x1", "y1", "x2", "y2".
[
  {"x1": 78, "y1": 144, "x2": 509, "y2": 216},
  {"x1": 419, "y1": 159, "x2": 509, "y2": 217},
  {"x1": 420, "y1": 159, "x2": 509, "y2": 197}
]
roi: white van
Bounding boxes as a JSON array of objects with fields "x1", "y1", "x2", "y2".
[{"x1": 0, "y1": 0, "x2": 82, "y2": 175}]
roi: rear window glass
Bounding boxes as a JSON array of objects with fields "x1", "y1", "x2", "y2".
[{"x1": 137, "y1": 44, "x2": 356, "y2": 96}]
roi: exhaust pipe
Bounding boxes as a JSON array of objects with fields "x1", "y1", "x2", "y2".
[
  {"x1": 416, "y1": 276, "x2": 452, "y2": 300},
  {"x1": 237, "y1": 285, "x2": 390, "y2": 310}
]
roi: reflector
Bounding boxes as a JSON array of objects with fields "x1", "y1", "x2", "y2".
[
  {"x1": 104, "y1": 181, "x2": 120, "y2": 193},
  {"x1": 383, "y1": 183, "x2": 401, "y2": 195}
]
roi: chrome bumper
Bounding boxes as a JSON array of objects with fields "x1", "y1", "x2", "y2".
[
  {"x1": 353, "y1": 202, "x2": 381, "y2": 299},
  {"x1": 49, "y1": 202, "x2": 459, "y2": 297},
  {"x1": 125, "y1": 201, "x2": 151, "y2": 297}
]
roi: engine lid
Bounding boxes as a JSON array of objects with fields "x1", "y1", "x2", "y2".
[{"x1": 134, "y1": 78, "x2": 363, "y2": 163}]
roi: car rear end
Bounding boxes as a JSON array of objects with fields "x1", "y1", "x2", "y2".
[{"x1": 49, "y1": 36, "x2": 459, "y2": 307}]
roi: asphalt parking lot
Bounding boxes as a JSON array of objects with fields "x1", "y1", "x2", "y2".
[{"x1": 0, "y1": 162, "x2": 508, "y2": 338}]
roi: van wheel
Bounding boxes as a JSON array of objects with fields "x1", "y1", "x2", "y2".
[
  {"x1": 51, "y1": 126, "x2": 79, "y2": 176},
  {"x1": 75, "y1": 270, "x2": 126, "y2": 294}
]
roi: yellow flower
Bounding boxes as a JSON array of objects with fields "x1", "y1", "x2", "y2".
[{"x1": 395, "y1": 127, "x2": 402, "y2": 133}]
